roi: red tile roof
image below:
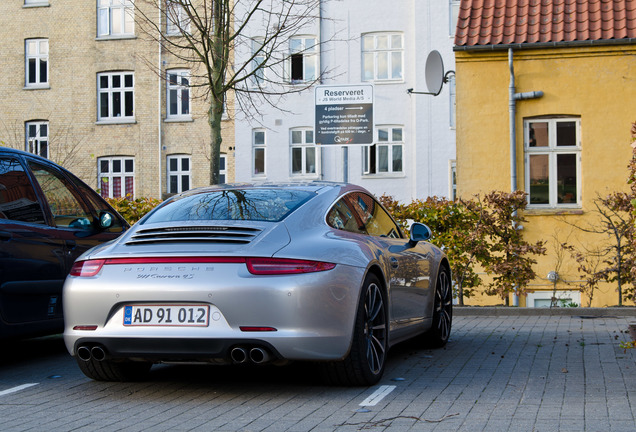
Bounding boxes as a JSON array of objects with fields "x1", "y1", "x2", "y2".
[{"x1": 455, "y1": 0, "x2": 636, "y2": 49}]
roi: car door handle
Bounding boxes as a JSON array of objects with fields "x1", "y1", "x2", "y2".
[
  {"x1": 390, "y1": 257, "x2": 399, "y2": 269},
  {"x1": 0, "y1": 231, "x2": 11, "y2": 241},
  {"x1": 65, "y1": 240, "x2": 77, "y2": 250}
]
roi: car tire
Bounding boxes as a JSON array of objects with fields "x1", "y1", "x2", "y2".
[
  {"x1": 322, "y1": 273, "x2": 388, "y2": 386},
  {"x1": 423, "y1": 266, "x2": 452, "y2": 348},
  {"x1": 77, "y1": 357, "x2": 152, "y2": 382}
]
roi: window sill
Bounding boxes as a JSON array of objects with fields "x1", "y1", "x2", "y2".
[
  {"x1": 96, "y1": 35, "x2": 137, "y2": 41},
  {"x1": 361, "y1": 173, "x2": 405, "y2": 179},
  {"x1": 23, "y1": 2, "x2": 50, "y2": 8},
  {"x1": 525, "y1": 207, "x2": 584, "y2": 216},
  {"x1": 96, "y1": 119, "x2": 137, "y2": 125},
  {"x1": 23, "y1": 85, "x2": 50, "y2": 90},
  {"x1": 361, "y1": 79, "x2": 404, "y2": 85},
  {"x1": 164, "y1": 117, "x2": 194, "y2": 123}
]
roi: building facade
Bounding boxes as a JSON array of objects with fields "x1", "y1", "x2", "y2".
[
  {"x1": 454, "y1": 0, "x2": 636, "y2": 307},
  {"x1": 0, "y1": 1, "x2": 234, "y2": 200},
  {"x1": 233, "y1": 1, "x2": 459, "y2": 203}
]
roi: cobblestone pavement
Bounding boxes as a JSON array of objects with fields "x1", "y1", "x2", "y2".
[{"x1": 1, "y1": 312, "x2": 635, "y2": 431}]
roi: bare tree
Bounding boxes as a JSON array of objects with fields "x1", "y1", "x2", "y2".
[{"x1": 135, "y1": 0, "x2": 328, "y2": 184}]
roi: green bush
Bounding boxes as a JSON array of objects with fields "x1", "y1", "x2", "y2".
[{"x1": 106, "y1": 196, "x2": 162, "y2": 225}]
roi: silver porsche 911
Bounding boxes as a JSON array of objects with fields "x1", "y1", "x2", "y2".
[{"x1": 63, "y1": 182, "x2": 451, "y2": 386}]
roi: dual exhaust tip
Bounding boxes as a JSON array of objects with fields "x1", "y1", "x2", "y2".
[
  {"x1": 230, "y1": 347, "x2": 271, "y2": 364},
  {"x1": 78, "y1": 344, "x2": 272, "y2": 364},
  {"x1": 77, "y1": 345, "x2": 107, "y2": 362}
]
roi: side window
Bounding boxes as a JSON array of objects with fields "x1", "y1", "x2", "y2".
[
  {"x1": 346, "y1": 192, "x2": 402, "y2": 238},
  {"x1": 0, "y1": 157, "x2": 45, "y2": 224},
  {"x1": 327, "y1": 198, "x2": 366, "y2": 235},
  {"x1": 28, "y1": 162, "x2": 93, "y2": 229}
]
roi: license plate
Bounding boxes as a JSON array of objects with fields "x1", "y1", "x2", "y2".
[{"x1": 123, "y1": 305, "x2": 210, "y2": 327}]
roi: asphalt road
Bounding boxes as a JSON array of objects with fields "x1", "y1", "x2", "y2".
[{"x1": 1, "y1": 313, "x2": 635, "y2": 431}]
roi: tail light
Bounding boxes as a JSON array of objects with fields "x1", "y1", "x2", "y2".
[
  {"x1": 246, "y1": 258, "x2": 336, "y2": 275},
  {"x1": 70, "y1": 260, "x2": 106, "y2": 277},
  {"x1": 70, "y1": 257, "x2": 335, "y2": 277}
]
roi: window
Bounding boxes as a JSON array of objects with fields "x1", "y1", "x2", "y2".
[
  {"x1": 363, "y1": 126, "x2": 404, "y2": 175},
  {"x1": 98, "y1": 72, "x2": 134, "y2": 121},
  {"x1": 25, "y1": 39, "x2": 48, "y2": 87},
  {"x1": 525, "y1": 118, "x2": 581, "y2": 207},
  {"x1": 251, "y1": 38, "x2": 266, "y2": 88},
  {"x1": 289, "y1": 37, "x2": 317, "y2": 83},
  {"x1": 290, "y1": 128, "x2": 318, "y2": 177},
  {"x1": 450, "y1": 0, "x2": 461, "y2": 36},
  {"x1": 98, "y1": 156, "x2": 135, "y2": 198},
  {"x1": 166, "y1": 1, "x2": 190, "y2": 35},
  {"x1": 253, "y1": 130, "x2": 266, "y2": 176},
  {"x1": 449, "y1": 160, "x2": 457, "y2": 201},
  {"x1": 25, "y1": 121, "x2": 49, "y2": 158},
  {"x1": 28, "y1": 161, "x2": 94, "y2": 229},
  {"x1": 219, "y1": 154, "x2": 227, "y2": 184},
  {"x1": 0, "y1": 157, "x2": 45, "y2": 224},
  {"x1": 167, "y1": 70, "x2": 190, "y2": 119},
  {"x1": 362, "y1": 33, "x2": 403, "y2": 82},
  {"x1": 98, "y1": 0, "x2": 134, "y2": 38},
  {"x1": 327, "y1": 192, "x2": 402, "y2": 238},
  {"x1": 167, "y1": 155, "x2": 191, "y2": 194}
]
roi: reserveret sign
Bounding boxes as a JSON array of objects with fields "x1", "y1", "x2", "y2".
[{"x1": 315, "y1": 85, "x2": 373, "y2": 145}]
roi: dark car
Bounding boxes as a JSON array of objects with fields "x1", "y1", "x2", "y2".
[{"x1": 0, "y1": 147, "x2": 128, "y2": 339}]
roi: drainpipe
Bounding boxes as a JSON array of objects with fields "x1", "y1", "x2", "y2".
[{"x1": 508, "y1": 48, "x2": 543, "y2": 307}]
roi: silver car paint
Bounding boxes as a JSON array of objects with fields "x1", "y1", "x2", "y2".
[{"x1": 63, "y1": 182, "x2": 448, "y2": 362}]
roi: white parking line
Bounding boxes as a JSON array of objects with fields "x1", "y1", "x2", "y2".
[
  {"x1": 0, "y1": 383, "x2": 39, "y2": 397},
  {"x1": 359, "y1": 385, "x2": 396, "y2": 406}
]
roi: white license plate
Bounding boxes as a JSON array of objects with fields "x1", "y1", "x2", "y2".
[{"x1": 123, "y1": 305, "x2": 210, "y2": 327}]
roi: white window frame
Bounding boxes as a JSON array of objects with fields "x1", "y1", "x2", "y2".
[
  {"x1": 363, "y1": 126, "x2": 404, "y2": 176},
  {"x1": 25, "y1": 39, "x2": 48, "y2": 88},
  {"x1": 253, "y1": 129, "x2": 266, "y2": 177},
  {"x1": 449, "y1": 160, "x2": 457, "y2": 201},
  {"x1": 526, "y1": 290, "x2": 581, "y2": 308},
  {"x1": 219, "y1": 154, "x2": 227, "y2": 184},
  {"x1": 362, "y1": 32, "x2": 404, "y2": 82},
  {"x1": 166, "y1": 1, "x2": 190, "y2": 35},
  {"x1": 288, "y1": 36, "x2": 318, "y2": 84},
  {"x1": 524, "y1": 117, "x2": 581, "y2": 208},
  {"x1": 290, "y1": 128, "x2": 319, "y2": 178},
  {"x1": 97, "y1": 0, "x2": 135, "y2": 38},
  {"x1": 166, "y1": 69, "x2": 190, "y2": 120},
  {"x1": 25, "y1": 121, "x2": 49, "y2": 159},
  {"x1": 97, "y1": 72, "x2": 135, "y2": 122},
  {"x1": 450, "y1": 0, "x2": 461, "y2": 36},
  {"x1": 250, "y1": 37, "x2": 266, "y2": 88},
  {"x1": 98, "y1": 156, "x2": 135, "y2": 199},
  {"x1": 167, "y1": 154, "x2": 191, "y2": 194}
]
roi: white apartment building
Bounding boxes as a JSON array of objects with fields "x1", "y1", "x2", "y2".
[{"x1": 234, "y1": 1, "x2": 459, "y2": 203}]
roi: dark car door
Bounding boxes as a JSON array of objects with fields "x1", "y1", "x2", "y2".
[{"x1": 0, "y1": 153, "x2": 125, "y2": 338}]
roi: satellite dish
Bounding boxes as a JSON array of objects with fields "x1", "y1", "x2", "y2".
[{"x1": 425, "y1": 50, "x2": 444, "y2": 95}]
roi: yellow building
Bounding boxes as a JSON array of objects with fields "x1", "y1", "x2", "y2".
[
  {"x1": 454, "y1": 0, "x2": 636, "y2": 307},
  {"x1": 0, "y1": 1, "x2": 234, "y2": 200}
]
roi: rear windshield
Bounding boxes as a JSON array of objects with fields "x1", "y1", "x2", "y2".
[{"x1": 142, "y1": 189, "x2": 315, "y2": 223}]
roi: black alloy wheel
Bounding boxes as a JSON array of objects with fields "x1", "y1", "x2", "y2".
[
  {"x1": 424, "y1": 266, "x2": 452, "y2": 347},
  {"x1": 321, "y1": 273, "x2": 388, "y2": 386}
]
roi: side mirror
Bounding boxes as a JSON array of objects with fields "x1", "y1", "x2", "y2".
[
  {"x1": 409, "y1": 222, "x2": 432, "y2": 246},
  {"x1": 99, "y1": 211, "x2": 114, "y2": 229}
]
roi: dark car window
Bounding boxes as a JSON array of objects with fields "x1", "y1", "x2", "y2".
[
  {"x1": 328, "y1": 192, "x2": 402, "y2": 239},
  {"x1": 0, "y1": 157, "x2": 46, "y2": 224},
  {"x1": 28, "y1": 161, "x2": 94, "y2": 229},
  {"x1": 143, "y1": 189, "x2": 315, "y2": 223},
  {"x1": 327, "y1": 198, "x2": 367, "y2": 234}
]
